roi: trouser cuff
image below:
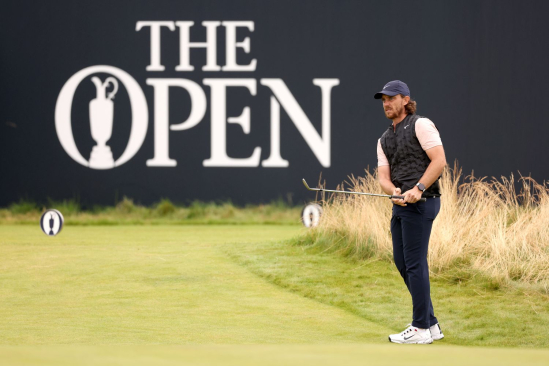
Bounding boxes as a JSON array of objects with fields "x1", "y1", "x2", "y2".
[{"x1": 411, "y1": 321, "x2": 429, "y2": 329}]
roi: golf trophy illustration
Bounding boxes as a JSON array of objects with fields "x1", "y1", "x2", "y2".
[
  {"x1": 48, "y1": 214, "x2": 54, "y2": 236},
  {"x1": 89, "y1": 76, "x2": 118, "y2": 169}
]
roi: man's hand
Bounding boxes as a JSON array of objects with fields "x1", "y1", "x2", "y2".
[
  {"x1": 403, "y1": 186, "x2": 423, "y2": 203},
  {"x1": 392, "y1": 188, "x2": 407, "y2": 206}
]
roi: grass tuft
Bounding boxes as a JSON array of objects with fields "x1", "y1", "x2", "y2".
[
  {"x1": 303, "y1": 162, "x2": 549, "y2": 287},
  {"x1": 47, "y1": 198, "x2": 80, "y2": 215},
  {"x1": 187, "y1": 201, "x2": 209, "y2": 219},
  {"x1": 115, "y1": 196, "x2": 137, "y2": 214},
  {"x1": 1, "y1": 199, "x2": 303, "y2": 226},
  {"x1": 8, "y1": 199, "x2": 38, "y2": 214},
  {"x1": 154, "y1": 198, "x2": 176, "y2": 216}
]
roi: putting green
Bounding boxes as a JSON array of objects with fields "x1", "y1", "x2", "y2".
[
  {"x1": 2, "y1": 344, "x2": 549, "y2": 366},
  {"x1": 0, "y1": 225, "x2": 388, "y2": 344},
  {"x1": 1, "y1": 225, "x2": 548, "y2": 365}
]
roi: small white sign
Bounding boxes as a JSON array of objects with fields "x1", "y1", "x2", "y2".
[
  {"x1": 301, "y1": 203, "x2": 322, "y2": 228},
  {"x1": 40, "y1": 209, "x2": 65, "y2": 236}
]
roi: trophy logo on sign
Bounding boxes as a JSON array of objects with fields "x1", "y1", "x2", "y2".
[
  {"x1": 89, "y1": 76, "x2": 118, "y2": 169},
  {"x1": 49, "y1": 213, "x2": 55, "y2": 235}
]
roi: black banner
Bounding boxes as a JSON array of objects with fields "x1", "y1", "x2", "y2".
[{"x1": 2, "y1": 0, "x2": 549, "y2": 206}]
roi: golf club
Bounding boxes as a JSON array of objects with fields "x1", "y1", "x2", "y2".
[{"x1": 302, "y1": 179, "x2": 427, "y2": 202}]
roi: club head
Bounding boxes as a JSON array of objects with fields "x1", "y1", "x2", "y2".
[{"x1": 302, "y1": 179, "x2": 321, "y2": 191}]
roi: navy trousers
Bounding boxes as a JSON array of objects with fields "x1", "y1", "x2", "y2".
[{"x1": 391, "y1": 197, "x2": 440, "y2": 329}]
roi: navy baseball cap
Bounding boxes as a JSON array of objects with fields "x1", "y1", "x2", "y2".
[{"x1": 374, "y1": 80, "x2": 410, "y2": 99}]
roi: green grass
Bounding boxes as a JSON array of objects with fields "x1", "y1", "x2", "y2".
[
  {"x1": 1, "y1": 225, "x2": 548, "y2": 365},
  {"x1": 8, "y1": 199, "x2": 38, "y2": 214},
  {"x1": 0, "y1": 225, "x2": 378, "y2": 345},
  {"x1": 0, "y1": 198, "x2": 303, "y2": 225},
  {"x1": 2, "y1": 344, "x2": 549, "y2": 366},
  {"x1": 225, "y1": 238, "x2": 549, "y2": 348}
]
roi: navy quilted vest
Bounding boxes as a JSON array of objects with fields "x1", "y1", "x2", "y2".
[{"x1": 379, "y1": 114, "x2": 441, "y2": 197}]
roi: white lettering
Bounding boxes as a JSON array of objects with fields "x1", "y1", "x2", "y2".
[
  {"x1": 202, "y1": 79, "x2": 260, "y2": 167},
  {"x1": 222, "y1": 21, "x2": 257, "y2": 72},
  {"x1": 260, "y1": 78, "x2": 339, "y2": 168},
  {"x1": 175, "y1": 21, "x2": 221, "y2": 72},
  {"x1": 261, "y1": 97, "x2": 289, "y2": 167},
  {"x1": 146, "y1": 78, "x2": 207, "y2": 167},
  {"x1": 136, "y1": 21, "x2": 176, "y2": 72}
]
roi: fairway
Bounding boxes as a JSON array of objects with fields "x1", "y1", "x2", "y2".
[{"x1": 1, "y1": 225, "x2": 548, "y2": 365}]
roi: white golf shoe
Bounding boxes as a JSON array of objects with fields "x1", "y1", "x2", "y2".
[
  {"x1": 430, "y1": 323, "x2": 444, "y2": 340},
  {"x1": 389, "y1": 324, "x2": 433, "y2": 344}
]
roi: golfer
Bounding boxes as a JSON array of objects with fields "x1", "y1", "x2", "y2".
[{"x1": 375, "y1": 80, "x2": 446, "y2": 344}]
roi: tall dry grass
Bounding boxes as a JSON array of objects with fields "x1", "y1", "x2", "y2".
[{"x1": 305, "y1": 164, "x2": 549, "y2": 286}]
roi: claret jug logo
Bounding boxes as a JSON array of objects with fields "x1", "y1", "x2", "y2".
[
  {"x1": 55, "y1": 65, "x2": 148, "y2": 169},
  {"x1": 89, "y1": 76, "x2": 118, "y2": 168},
  {"x1": 55, "y1": 21, "x2": 339, "y2": 170}
]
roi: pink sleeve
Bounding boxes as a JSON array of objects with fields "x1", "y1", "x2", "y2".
[
  {"x1": 377, "y1": 139, "x2": 389, "y2": 167},
  {"x1": 415, "y1": 118, "x2": 442, "y2": 151}
]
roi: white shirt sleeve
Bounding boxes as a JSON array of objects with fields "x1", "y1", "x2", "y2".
[
  {"x1": 415, "y1": 118, "x2": 442, "y2": 151},
  {"x1": 377, "y1": 139, "x2": 389, "y2": 167}
]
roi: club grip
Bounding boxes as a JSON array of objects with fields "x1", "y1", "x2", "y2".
[{"x1": 391, "y1": 195, "x2": 427, "y2": 203}]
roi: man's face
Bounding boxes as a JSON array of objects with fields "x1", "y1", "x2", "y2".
[{"x1": 381, "y1": 94, "x2": 408, "y2": 120}]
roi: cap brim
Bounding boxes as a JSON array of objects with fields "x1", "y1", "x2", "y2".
[{"x1": 374, "y1": 90, "x2": 399, "y2": 99}]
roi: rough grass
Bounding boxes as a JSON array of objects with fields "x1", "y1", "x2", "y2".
[
  {"x1": 224, "y1": 236, "x2": 549, "y2": 348},
  {"x1": 300, "y1": 164, "x2": 549, "y2": 289},
  {"x1": 0, "y1": 198, "x2": 302, "y2": 225}
]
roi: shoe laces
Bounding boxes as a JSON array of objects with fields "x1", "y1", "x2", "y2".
[{"x1": 400, "y1": 324, "x2": 416, "y2": 336}]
